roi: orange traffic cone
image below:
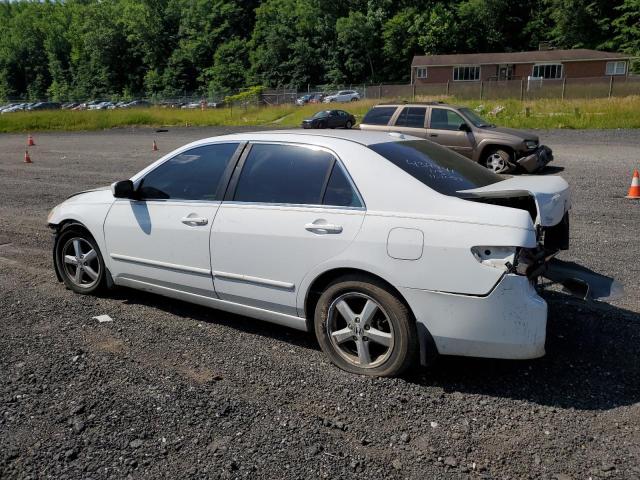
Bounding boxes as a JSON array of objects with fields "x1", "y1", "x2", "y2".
[
  {"x1": 627, "y1": 169, "x2": 640, "y2": 199},
  {"x1": 27, "y1": 134, "x2": 35, "y2": 146},
  {"x1": 152, "y1": 140, "x2": 158, "y2": 151},
  {"x1": 24, "y1": 150, "x2": 32, "y2": 164}
]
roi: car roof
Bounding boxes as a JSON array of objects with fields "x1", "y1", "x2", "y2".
[
  {"x1": 216, "y1": 129, "x2": 418, "y2": 146},
  {"x1": 373, "y1": 101, "x2": 463, "y2": 109}
]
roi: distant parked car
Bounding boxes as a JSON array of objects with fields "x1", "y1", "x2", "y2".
[
  {"x1": 62, "y1": 102, "x2": 80, "y2": 110},
  {"x1": 359, "y1": 102, "x2": 553, "y2": 174},
  {"x1": 301, "y1": 109, "x2": 356, "y2": 129},
  {"x1": 324, "y1": 90, "x2": 360, "y2": 103},
  {"x1": 296, "y1": 94, "x2": 312, "y2": 106},
  {"x1": 28, "y1": 102, "x2": 61, "y2": 111},
  {"x1": 181, "y1": 102, "x2": 201, "y2": 109},
  {"x1": 122, "y1": 100, "x2": 152, "y2": 109}
]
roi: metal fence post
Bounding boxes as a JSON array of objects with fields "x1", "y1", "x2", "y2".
[
  {"x1": 480, "y1": 81, "x2": 484, "y2": 100},
  {"x1": 412, "y1": 83, "x2": 416, "y2": 101},
  {"x1": 378, "y1": 83, "x2": 382, "y2": 99},
  {"x1": 520, "y1": 79, "x2": 524, "y2": 101},
  {"x1": 561, "y1": 77, "x2": 566, "y2": 100},
  {"x1": 446, "y1": 81, "x2": 450, "y2": 96}
]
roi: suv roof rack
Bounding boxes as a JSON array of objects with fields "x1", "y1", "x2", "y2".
[{"x1": 376, "y1": 101, "x2": 447, "y2": 106}]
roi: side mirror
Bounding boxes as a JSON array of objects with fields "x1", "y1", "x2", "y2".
[
  {"x1": 459, "y1": 123, "x2": 471, "y2": 133},
  {"x1": 111, "y1": 180, "x2": 136, "y2": 199}
]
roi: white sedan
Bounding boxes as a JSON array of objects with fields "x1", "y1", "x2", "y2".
[{"x1": 48, "y1": 130, "x2": 618, "y2": 376}]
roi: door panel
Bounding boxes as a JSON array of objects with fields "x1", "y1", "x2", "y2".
[
  {"x1": 211, "y1": 204, "x2": 364, "y2": 315},
  {"x1": 428, "y1": 107, "x2": 475, "y2": 158},
  {"x1": 391, "y1": 106, "x2": 428, "y2": 138},
  {"x1": 104, "y1": 200, "x2": 219, "y2": 296}
]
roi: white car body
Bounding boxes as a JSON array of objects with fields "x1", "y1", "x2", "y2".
[
  {"x1": 324, "y1": 90, "x2": 360, "y2": 103},
  {"x1": 49, "y1": 130, "x2": 581, "y2": 365}
]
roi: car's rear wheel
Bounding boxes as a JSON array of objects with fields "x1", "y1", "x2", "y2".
[
  {"x1": 314, "y1": 275, "x2": 418, "y2": 376},
  {"x1": 350, "y1": 97, "x2": 358, "y2": 102},
  {"x1": 55, "y1": 227, "x2": 107, "y2": 294},
  {"x1": 345, "y1": 120, "x2": 353, "y2": 129},
  {"x1": 484, "y1": 148, "x2": 512, "y2": 174}
]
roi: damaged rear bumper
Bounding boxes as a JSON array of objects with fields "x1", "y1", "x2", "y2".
[
  {"x1": 516, "y1": 145, "x2": 553, "y2": 173},
  {"x1": 541, "y1": 258, "x2": 623, "y2": 302},
  {"x1": 401, "y1": 274, "x2": 548, "y2": 362}
]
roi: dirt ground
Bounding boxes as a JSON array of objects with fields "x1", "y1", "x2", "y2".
[{"x1": 1, "y1": 127, "x2": 639, "y2": 479}]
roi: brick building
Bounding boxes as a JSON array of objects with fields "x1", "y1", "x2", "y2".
[{"x1": 411, "y1": 49, "x2": 632, "y2": 84}]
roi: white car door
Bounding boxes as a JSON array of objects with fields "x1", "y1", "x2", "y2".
[
  {"x1": 210, "y1": 142, "x2": 365, "y2": 316},
  {"x1": 104, "y1": 142, "x2": 243, "y2": 297}
]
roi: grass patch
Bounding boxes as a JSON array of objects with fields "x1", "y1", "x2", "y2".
[{"x1": 1, "y1": 96, "x2": 640, "y2": 133}]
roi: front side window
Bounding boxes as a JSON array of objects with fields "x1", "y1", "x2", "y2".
[
  {"x1": 453, "y1": 66, "x2": 480, "y2": 81},
  {"x1": 606, "y1": 61, "x2": 626, "y2": 75},
  {"x1": 532, "y1": 63, "x2": 563, "y2": 79},
  {"x1": 416, "y1": 67, "x2": 428, "y2": 79},
  {"x1": 138, "y1": 143, "x2": 239, "y2": 200},
  {"x1": 362, "y1": 106, "x2": 397, "y2": 126},
  {"x1": 395, "y1": 107, "x2": 427, "y2": 128},
  {"x1": 233, "y1": 144, "x2": 333, "y2": 205},
  {"x1": 369, "y1": 140, "x2": 502, "y2": 197},
  {"x1": 430, "y1": 108, "x2": 467, "y2": 131}
]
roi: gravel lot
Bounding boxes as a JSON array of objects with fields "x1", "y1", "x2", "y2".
[{"x1": 1, "y1": 127, "x2": 639, "y2": 480}]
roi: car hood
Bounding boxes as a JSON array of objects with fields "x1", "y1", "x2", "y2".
[
  {"x1": 458, "y1": 175, "x2": 570, "y2": 227},
  {"x1": 480, "y1": 126, "x2": 539, "y2": 142},
  {"x1": 64, "y1": 185, "x2": 112, "y2": 202}
]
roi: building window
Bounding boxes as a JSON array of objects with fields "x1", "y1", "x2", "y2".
[
  {"x1": 532, "y1": 63, "x2": 563, "y2": 79},
  {"x1": 606, "y1": 61, "x2": 626, "y2": 75},
  {"x1": 453, "y1": 66, "x2": 480, "y2": 81},
  {"x1": 416, "y1": 67, "x2": 427, "y2": 79}
]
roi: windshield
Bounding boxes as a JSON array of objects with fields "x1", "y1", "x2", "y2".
[
  {"x1": 368, "y1": 140, "x2": 502, "y2": 196},
  {"x1": 312, "y1": 111, "x2": 330, "y2": 118},
  {"x1": 459, "y1": 108, "x2": 493, "y2": 128}
]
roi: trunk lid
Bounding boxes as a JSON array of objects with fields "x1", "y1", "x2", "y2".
[{"x1": 458, "y1": 175, "x2": 570, "y2": 227}]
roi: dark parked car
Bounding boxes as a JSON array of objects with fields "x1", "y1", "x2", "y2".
[
  {"x1": 301, "y1": 109, "x2": 356, "y2": 129},
  {"x1": 28, "y1": 102, "x2": 61, "y2": 111}
]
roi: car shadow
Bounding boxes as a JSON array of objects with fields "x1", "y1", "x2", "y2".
[
  {"x1": 405, "y1": 291, "x2": 640, "y2": 411},
  {"x1": 106, "y1": 287, "x2": 639, "y2": 411},
  {"x1": 537, "y1": 165, "x2": 565, "y2": 175}
]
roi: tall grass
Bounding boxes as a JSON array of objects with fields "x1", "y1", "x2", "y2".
[{"x1": 1, "y1": 96, "x2": 639, "y2": 133}]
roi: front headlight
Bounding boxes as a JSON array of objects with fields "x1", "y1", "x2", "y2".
[
  {"x1": 524, "y1": 140, "x2": 538, "y2": 150},
  {"x1": 47, "y1": 206, "x2": 58, "y2": 223}
]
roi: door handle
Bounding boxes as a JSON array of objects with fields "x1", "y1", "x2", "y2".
[
  {"x1": 429, "y1": 133, "x2": 438, "y2": 137},
  {"x1": 305, "y1": 222, "x2": 343, "y2": 234},
  {"x1": 181, "y1": 216, "x2": 208, "y2": 226}
]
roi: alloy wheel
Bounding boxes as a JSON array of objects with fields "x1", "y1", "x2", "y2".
[
  {"x1": 61, "y1": 237, "x2": 101, "y2": 289},
  {"x1": 326, "y1": 292, "x2": 394, "y2": 368},
  {"x1": 486, "y1": 153, "x2": 508, "y2": 173}
]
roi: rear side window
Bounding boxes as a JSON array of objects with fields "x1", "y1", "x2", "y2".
[
  {"x1": 395, "y1": 107, "x2": 426, "y2": 128},
  {"x1": 362, "y1": 107, "x2": 396, "y2": 126},
  {"x1": 323, "y1": 164, "x2": 362, "y2": 207},
  {"x1": 369, "y1": 140, "x2": 502, "y2": 196},
  {"x1": 234, "y1": 144, "x2": 333, "y2": 205},
  {"x1": 139, "y1": 143, "x2": 239, "y2": 200}
]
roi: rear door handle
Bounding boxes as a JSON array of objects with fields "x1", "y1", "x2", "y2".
[
  {"x1": 305, "y1": 222, "x2": 343, "y2": 234},
  {"x1": 181, "y1": 216, "x2": 208, "y2": 226},
  {"x1": 429, "y1": 133, "x2": 438, "y2": 137}
]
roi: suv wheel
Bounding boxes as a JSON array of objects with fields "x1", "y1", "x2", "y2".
[
  {"x1": 314, "y1": 275, "x2": 418, "y2": 376},
  {"x1": 484, "y1": 148, "x2": 512, "y2": 174},
  {"x1": 350, "y1": 97, "x2": 358, "y2": 102}
]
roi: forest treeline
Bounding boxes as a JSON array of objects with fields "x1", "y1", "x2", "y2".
[{"x1": 1, "y1": 0, "x2": 639, "y2": 101}]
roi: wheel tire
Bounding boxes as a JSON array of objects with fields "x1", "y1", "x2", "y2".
[
  {"x1": 54, "y1": 226, "x2": 107, "y2": 295},
  {"x1": 484, "y1": 148, "x2": 512, "y2": 174},
  {"x1": 345, "y1": 120, "x2": 353, "y2": 129},
  {"x1": 314, "y1": 274, "x2": 418, "y2": 377},
  {"x1": 350, "y1": 97, "x2": 358, "y2": 102}
]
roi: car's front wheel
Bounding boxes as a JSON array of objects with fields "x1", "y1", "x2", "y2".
[
  {"x1": 484, "y1": 148, "x2": 512, "y2": 174},
  {"x1": 55, "y1": 226, "x2": 107, "y2": 294},
  {"x1": 314, "y1": 275, "x2": 418, "y2": 376},
  {"x1": 345, "y1": 120, "x2": 353, "y2": 129}
]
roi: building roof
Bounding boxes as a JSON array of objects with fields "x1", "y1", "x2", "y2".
[{"x1": 412, "y1": 49, "x2": 631, "y2": 67}]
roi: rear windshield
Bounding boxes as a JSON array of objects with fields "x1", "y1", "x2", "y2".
[{"x1": 368, "y1": 140, "x2": 502, "y2": 196}]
